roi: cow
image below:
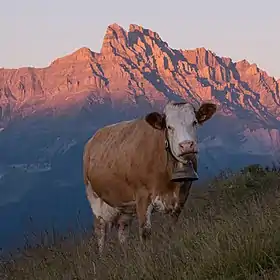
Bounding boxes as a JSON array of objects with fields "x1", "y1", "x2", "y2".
[{"x1": 83, "y1": 100, "x2": 217, "y2": 253}]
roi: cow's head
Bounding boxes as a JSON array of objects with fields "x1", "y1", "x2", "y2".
[{"x1": 145, "y1": 101, "x2": 217, "y2": 163}]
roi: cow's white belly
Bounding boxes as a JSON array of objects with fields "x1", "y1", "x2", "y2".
[
  {"x1": 86, "y1": 182, "x2": 170, "y2": 225},
  {"x1": 86, "y1": 182, "x2": 120, "y2": 222}
]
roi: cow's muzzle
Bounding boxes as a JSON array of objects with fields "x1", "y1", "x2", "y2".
[{"x1": 178, "y1": 140, "x2": 198, "y2": 157}]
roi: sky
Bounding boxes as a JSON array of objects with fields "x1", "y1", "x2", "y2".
[{"x1": 1, "y1": 0, "x2": 279, "y2": 78}]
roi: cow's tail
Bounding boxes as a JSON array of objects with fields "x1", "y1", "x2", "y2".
[
  {"x1": 83, "y1": 142, "x2": 97, "y2": 206},
  {"x1": 83, "y1": 142, "x2": 91, "y2": 186}
]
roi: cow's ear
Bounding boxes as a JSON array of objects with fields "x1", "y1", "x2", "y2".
[
  {"x1": 145, "y1": 112, "x2": 166, "y2": 130},
  {"x1": 195, "y1": 102, "x2": 217, "y2": 124}
]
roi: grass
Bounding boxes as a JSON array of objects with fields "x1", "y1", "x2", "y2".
[{"x1": 1, "y1": 164, "x2": 280, "y2": 279}]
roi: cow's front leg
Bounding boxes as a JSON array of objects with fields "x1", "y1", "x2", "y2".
[
  {"x1": 94, "y1": 217, "x2": 107, "y2": 254},
  {"x1": 173, "y1": 181, "x2": 193, "y2": 222},
  {"x1": 136, "y1": 191, "x2": 153, "y2": 242}
]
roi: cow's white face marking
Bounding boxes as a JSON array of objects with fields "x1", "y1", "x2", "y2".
[{"x1": 164, "y1": 102, "x2": 198, "y2": 157}]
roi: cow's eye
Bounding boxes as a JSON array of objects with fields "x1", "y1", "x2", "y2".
[{"x1": 193, "y1": 120, "x2": 198, "y2": 126}]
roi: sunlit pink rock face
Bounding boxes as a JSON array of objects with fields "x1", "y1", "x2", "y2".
[{"x1": 0, "y1": 23, "x2": 279, "y2": 153}]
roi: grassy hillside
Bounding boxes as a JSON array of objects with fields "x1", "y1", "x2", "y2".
[{"x1": 1, "y1": 165, "x2": 280, "y2": 280}]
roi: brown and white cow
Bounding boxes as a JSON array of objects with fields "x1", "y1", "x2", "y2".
[{"x1": 83, "y1": 100, "x2": 217, "y2": 253}]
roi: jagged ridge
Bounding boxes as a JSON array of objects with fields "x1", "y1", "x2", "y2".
[
  {"x1": 0, "y1": 23, "x2": 280, "y2": 152},
  {"x1": 1, "y1": 23, "x2": 280, "y2": 121}
]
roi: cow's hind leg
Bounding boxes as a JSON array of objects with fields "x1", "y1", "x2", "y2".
[
  {"x1": 136, "y1": 190, "x2": 153, "y2": 242},
  {"x1": 94, "y1": 217, "x2": 107, "y2": 254},
  {"x1": 86, "y1": 182, "x2": 117, "y2": 254},
  {"x1": 117, "y1": 214, "x2": 132, "y2": 246}
]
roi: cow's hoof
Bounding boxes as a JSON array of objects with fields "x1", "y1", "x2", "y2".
[{"x1": 140, "y1": 226, "x2": 152, "y2": 241}]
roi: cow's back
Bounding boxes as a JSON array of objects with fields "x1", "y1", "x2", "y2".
[{"x1": 83, "y1": 118, "x2": 170, "y2": 207}]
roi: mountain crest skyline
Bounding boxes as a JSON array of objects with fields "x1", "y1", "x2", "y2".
[
  {"x1": 1, "y1": 23, "x2": 278, "y2": 83},
  {"x1": 0, "y1": 22, "x2": 279, "y2": 135}
]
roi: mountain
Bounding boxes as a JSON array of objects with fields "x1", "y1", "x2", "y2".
[{"x1": 0, "y1": 23, "x2": 279, "y2": 253}]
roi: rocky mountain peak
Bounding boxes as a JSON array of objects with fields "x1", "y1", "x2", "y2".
[
  {"x1": 128, "y1": 23, "x2": 163, "y2": 42},
  {"x1": 101, "y1": 23, "x2": 129, "y2": 54},
  {"x1": 51, "y1": 47, "x2": 95, "y2": 66},
  {"x1": 0, "y1": 23, "x2": 279, "y2": 132}
]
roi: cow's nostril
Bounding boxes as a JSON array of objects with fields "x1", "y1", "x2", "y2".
[{"x1": 179, "y1": 140, "x2": 197, "y2": 153}]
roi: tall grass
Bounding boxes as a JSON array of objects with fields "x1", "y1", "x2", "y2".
[{"x1": 1, "y1": 165, "x2": 280, "y2": 279}]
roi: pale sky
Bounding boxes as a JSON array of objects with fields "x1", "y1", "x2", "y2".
[{"x1": 1, "y1": 0, "x2": 279, "y2": 78}]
